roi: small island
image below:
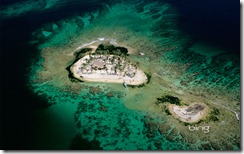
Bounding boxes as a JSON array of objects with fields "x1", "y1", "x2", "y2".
[
  {"x1": 70, "y1": 43, "x2": 148, "y2": 85},
  {"x1": 168, "y1": 103, "x2": 207, "y2": 123},
  {"x1": 156, "y1": 95, "x2": 208, "y2": 123}
]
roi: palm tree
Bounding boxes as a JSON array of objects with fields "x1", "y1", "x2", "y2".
[
  {"x1": 90, "y1": 55, "x2": 94, "y2": 61},
  {"x1": 111, "y1": 57, "x2": 115, "y2": 64}
]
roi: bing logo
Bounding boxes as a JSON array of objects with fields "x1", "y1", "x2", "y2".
[{"x1": 188, "y1": 125, "x2": 210, "y2": 133}]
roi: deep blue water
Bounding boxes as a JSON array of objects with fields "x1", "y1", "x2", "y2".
[
  {"x1": 1, "y1": 17, "x2": 40, "y2": 149},
  {"x1": 0, "y1": 0, "x2": 240, "y2": 149},
  {"x1": 0, "y1": 0, "x2": 23, "y2": 5},
  {"x1": 166, "y1": 0, "x2": 240, "y2": 54},
  {"x1": 0, "y1": 1, "x2": 105, "y2": 149}
]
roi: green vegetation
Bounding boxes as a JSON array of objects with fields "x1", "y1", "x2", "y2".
[
  {"x1": 127, "y1": 83, "x2": 146, "y2": 88},
  {"x1": 208, "y1": 115, "x2": 219, "y2": 122},
  {"x1": 127, "y1": 72, "x2": 151, "y2": 88},
  {"x1": 156, "y1": 95, "x2": 181, "y2": 105},
  {"x1": 95, "y1": 43, "x2": 129, "y2": 56},
  {"x1": 182, "y1": 121, "x2": 190, "y2": 126},
  {"x1": 181, "y1": 119, "x2": 203, "y2": 126},
  {"x1": 165, "y1": 108, "x2": 171, "y2": 115},
  {"x1": 205, "y1": 107, "x2": 220, "y2": 122},
  {"x1": 74, "y1": 48, "x2": 92, "y2": 59},
  {"x1": 211, "y1": 107, "x2": 220, "y2": 115},
  {"x1": 145, "y1": 73, "x2": 152, "y2": 84},
  {"x1": 66, "y1": 65, "x2": 83, "y2": 82}
]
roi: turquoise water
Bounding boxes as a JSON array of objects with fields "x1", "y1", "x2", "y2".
[
  {"x1": 29, "y1": 80, "x2": 191, "y2": 150},
  {"x1": 165, "y1": 45, "x2": 240, "y2": 98},
  {"x1": 1, "y1": 0, "x2": 240, "y2": 150}
]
